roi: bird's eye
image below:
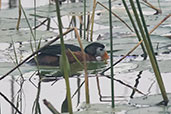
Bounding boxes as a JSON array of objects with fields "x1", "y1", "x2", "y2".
[{"x1": 100, "y1": 48, "x2": 103, "y2": 51}]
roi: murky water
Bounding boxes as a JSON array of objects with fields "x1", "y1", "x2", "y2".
[{"x1": 0, "y1": 0, "x2": 171, "y2": 114}]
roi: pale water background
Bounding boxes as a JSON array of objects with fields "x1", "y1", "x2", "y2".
[{"x1": 0, "y1": 0, "x2": 171, "y2": 114}]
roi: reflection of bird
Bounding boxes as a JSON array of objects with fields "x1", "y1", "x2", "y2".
[{"x1": 28, "y1": 42, "x2": 109, "y2": 66}]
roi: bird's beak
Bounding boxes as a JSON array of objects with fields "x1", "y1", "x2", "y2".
[{"x1": 101, "y1": 51, "x2": 109, "y2": 63}]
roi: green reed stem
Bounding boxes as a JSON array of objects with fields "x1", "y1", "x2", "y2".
[
  {"x1": 33, "y1": 81, "x2": 42, "y2": 114},
  {"x1": 79, "y1": 16, "x2": 83, "y2": 37},
  {"x1": 20, "y1": 5, "x2": 36, "y2": 42},
  {"x1": 109, "y1": 0, "x2": 115, "y2": 108},
  {"x1": 19, "y1": 2, "x2": 40, "y2": 70},
  {"x1": 11, "y1": 40, "x2": 23, "y2": 77},
  {"x1": 83, "y1": 0, "x2": 90, "y2": 104},
  {"x1": 122, "y1": 0, "x2": 147, "y2": 60},
  {"x1": 136, "y1": 0, "x2": 168, "y2": 105},
  {"x1": 55, "y1": 0, "x2": 73, "y2": 113},
  {"x1": 84, "y1": 0, "x2": 86, "y2": 40},
  {"x1": 34, "y1": 0, "x2": 36, "y2": 38}
]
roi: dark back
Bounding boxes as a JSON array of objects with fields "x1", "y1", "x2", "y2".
[{"x1": 40, "y1": 44, "x2": 81, "y2": 56}]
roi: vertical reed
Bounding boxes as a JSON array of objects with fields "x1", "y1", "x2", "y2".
[
  {"x1": 74, "y1": 28, "x2": 90, "y2": 104},
  {"x1": 127, "y1": 0, "x2": 168, "y2": 105},
  {"x1": 122, "y1": 0, "x2": 147, "y2": 60},
  {"x1": 16, "y1": 0, "x2": 22, "y2": 30},
  {"x1": 108, "y1": 0, "x2": 115, "y2": 108},
  {"x1": 90, "y1": 0, "x2": 97, "y2": 41},
  {"x1": 83, "y1": 0, "x2": 86, "y2": 40},
  {"x1": 79, "y1": 16, "x2": 83, "y2": 37},
  {"x1": 135, "y1": 0, "x2": 168, "y2": 104},
  {"x1": 83, "y1": 0, "x2": 90, "y2": 104},
  {"x1": 55, "y1": 0, "x2": 73, "y2": 113}
]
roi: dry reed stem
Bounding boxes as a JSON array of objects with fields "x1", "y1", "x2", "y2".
[
  {"x1": 86, "y1": 13, "x2": 90, "y2": 41},
  {"x1": 149, "y1": 14, "x2": 171, "y2": 34},
  {"x1": 43, "y1": 99, "x2": 60, "y2": 114},
  {"x1": 78, "y1": 16, "x2": 83, "y2": 24},
  {"x1": 16, "y1": 0, "x2": 22, "y2": 30},
  {"x1": 89, "y1": 1, "x2": 134, "y2": 41},
  {"x1": 130, "y1": 14, "x2": 170, "y2": 36},
  {"x1": 74, "y1": 27, "x2": 90, "y2": 103},
  {"x1": 142, "y1": 0, "x2": 162, "y2": 14},
  {"x1": 89, "y1": 0, "x2": 97, "y2": 41},
  {"x1": 0, "y1": 0, "x2": 1, "y2": 9},
  {"x1": 101, "y1": 39, "x2": 143, "y2": 74},
  {"x1": 97, "y1": 1, "x2": 134, "y2": 32}
]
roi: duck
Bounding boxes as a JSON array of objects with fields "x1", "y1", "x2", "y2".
[{"x1": 27, "y1": 42, "x2": 109, "y2": 66}]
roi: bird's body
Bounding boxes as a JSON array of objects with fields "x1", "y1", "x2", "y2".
[{"x1": 27, "y1": 42, "x2": 109, "y2": 66}]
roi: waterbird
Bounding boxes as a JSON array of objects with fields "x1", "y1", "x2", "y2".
[{"x1": 27, "y1": 42, "x2": 109, "y2": 66}]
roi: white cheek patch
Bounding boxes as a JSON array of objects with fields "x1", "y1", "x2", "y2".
[
  {"x1": 96, "y1": 56, "x2": 102, "y2": 61},
  {"x1": 56, "y1": 54, "x2": 61, "y2": 56},
  {"x1": 96, "y1": 47, "x2": 105, "y2": 56}
]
